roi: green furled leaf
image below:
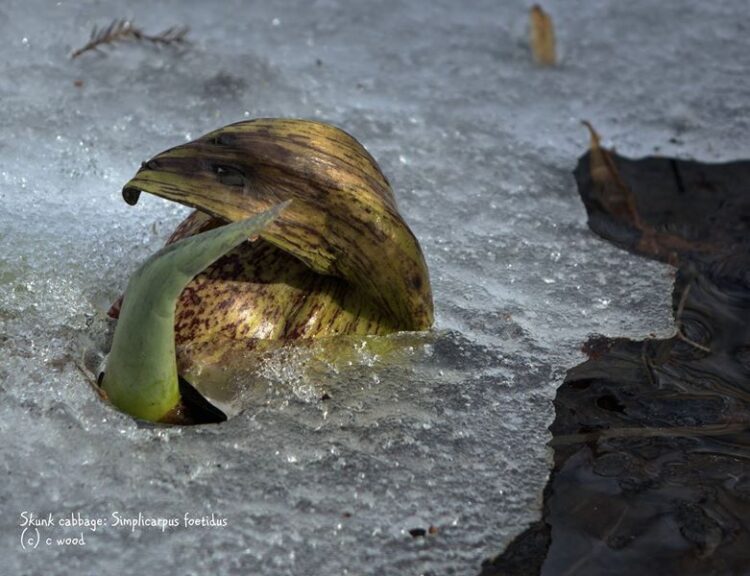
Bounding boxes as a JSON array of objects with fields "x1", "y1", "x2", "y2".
[{"x1": 101, "y1": 203, "x2": 288, "y2": 422}]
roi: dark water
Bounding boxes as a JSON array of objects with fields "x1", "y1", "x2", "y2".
[{"x1": 481, "y1": 149, "x2": 750, "y2": 576}]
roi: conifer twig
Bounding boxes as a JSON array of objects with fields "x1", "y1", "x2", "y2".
[{"x1": 71, "y1": 19, "x2": 189, "y2": 59}]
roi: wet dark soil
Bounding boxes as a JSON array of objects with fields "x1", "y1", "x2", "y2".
[{"x1": 480, "y1": 148, "x2": 750, "y2": 576}]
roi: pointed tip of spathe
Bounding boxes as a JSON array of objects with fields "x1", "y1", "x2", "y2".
[{"x1": 122, "y1": 186, "x2": 141, "y2": 205}]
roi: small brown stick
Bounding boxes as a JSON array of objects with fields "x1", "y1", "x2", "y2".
[
  {"x1": 674, "y1": 281, "x2": 712, "y2": 353},
  {"x1": 71, "y1": 19, "x2": 189, "y2": 59},
  {"x1": 551, "y1": 422, "x2": 749, "y2": 446},
  {"x1": 73, "y1": 354, "x2": 108, "y2": 400},
  {"x1": 641, "y1": 341, "x2": 657, "y2": 386}
]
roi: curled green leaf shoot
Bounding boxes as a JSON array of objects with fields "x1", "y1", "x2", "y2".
[{"x1": 101, "y1": 203, "x2": 289, "y2": 422}]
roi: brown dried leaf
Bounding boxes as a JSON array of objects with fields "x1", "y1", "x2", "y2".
[
  {"x1": 530, "y1": 5, "x2": 557, "y2": 66},
  {"x1": 578, "y1": 122, "x2": 717, "y2": 262},
  {"x1": 583, "y1": 121, "x2": 642, "y2": 229}
]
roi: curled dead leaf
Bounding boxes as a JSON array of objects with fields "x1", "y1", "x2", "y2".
[{"x1": 530, "y1": 5, "x2": 557, "y2": 66}]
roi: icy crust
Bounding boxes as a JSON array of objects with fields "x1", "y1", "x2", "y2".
[{"x1": 2, "y1": 0, "x2": 746, "y2": 574}]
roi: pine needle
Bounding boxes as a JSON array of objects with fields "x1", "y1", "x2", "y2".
[{"x1": 71, "y1": 19, "x2": 189, "y2": 59}]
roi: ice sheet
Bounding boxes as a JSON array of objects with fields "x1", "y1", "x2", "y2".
[{"x1": 3, "y1": 0, "x2": 745, "y2": 573}]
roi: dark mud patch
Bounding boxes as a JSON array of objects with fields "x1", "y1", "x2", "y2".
[{"x1": 480, "y1": 147, "x2": 750, "y2": 576}]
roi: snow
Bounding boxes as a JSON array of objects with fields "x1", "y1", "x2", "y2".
[{"x1": 3, "y1": 0, "x2": 746, "y2": 573}]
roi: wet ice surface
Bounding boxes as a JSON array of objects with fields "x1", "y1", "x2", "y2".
[{"x1": 1, "y1": 0, "x2": 746, "y2": 573}]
